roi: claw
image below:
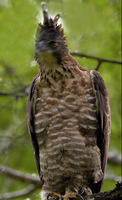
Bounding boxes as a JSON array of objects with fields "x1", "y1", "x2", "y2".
[
  {"x1": 47, "y1": 192, "x2": 84, "y2": 200},
  {"x1": 47, "y1": 192, "x2": 63, "y2": 200},
  {"x1": 76, "y1": 193, "x2": 84, "y2": 200},
  {"x1": 63, "y1": 192, "x2": 84, "y2": 200}
]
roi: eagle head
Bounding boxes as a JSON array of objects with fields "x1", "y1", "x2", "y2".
[{"x1": 34, "y1": 2, "x2": 69, "y2": 67}]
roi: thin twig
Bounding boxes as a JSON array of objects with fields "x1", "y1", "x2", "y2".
[
  {"x1": 0, "y1": 184, "x2": 37, "y2": 200},
  {"x1": 0, "y1": 85, "x2": 29, "y2": 96},
  {"x1": 0, "y1": 96, "x2": 26, "y2": 111},
  {"x1": 0, "y1": 129, "x2": 27, "y2": 155},
  {"x1": 95, "y1": 60, "x2": 103, "y2": 71},
  {"x1": 70, "y1": 51, "x2": 122, "y2": 65},
  {"x1": 0, "y1": 97, "x2": 15, "y2": 110},
  {"x1": 0, "y1": 60, "x2": 25, "y2": 86}
]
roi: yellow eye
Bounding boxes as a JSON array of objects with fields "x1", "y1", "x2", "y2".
[{"x1": 49, "y1": 42, "x2": 57, "y2": 49}]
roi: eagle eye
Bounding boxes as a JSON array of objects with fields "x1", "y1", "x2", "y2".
[{"x1": 48, "y1": 41, "x2": 57, "y2": 49}]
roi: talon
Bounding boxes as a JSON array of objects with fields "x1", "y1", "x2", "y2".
[
  {"x1": 47, "y1": 193, "x2": 51, "y2": 200},
  {"x1": 47, "y1": 192, "x2": 63, "y2": 200},
  {"x1": 63, "y1": 193, "x2": 84, "y2": 200},
  {"x1": 76, "y1": 193, "x2": 84, "y2": 200}
]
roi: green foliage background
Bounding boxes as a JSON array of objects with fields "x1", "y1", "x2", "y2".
[{"x1": 0, "y1": 0, "x2": 121, "y2": 199}]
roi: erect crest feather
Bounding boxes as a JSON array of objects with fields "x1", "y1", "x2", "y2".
[
  {"x1": 41, "y1": 2, "x2": 61, "y2": 29},
  {"x1": 35, "y1": 2, "x2": 66, "y2": 42}
]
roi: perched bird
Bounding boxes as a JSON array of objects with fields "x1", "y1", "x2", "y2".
[{"x1": 28, "y1": 2, "x2": 111, "y2": 200}]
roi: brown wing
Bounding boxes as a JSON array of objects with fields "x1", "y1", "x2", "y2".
[
  {"x1": 28, "y1": 74, "x2": 43, "y2": 184},
  {"x1": 91, "y1": 70, "x2": 111, "y2": 193}
]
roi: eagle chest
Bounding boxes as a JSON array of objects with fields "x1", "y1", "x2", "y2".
[{"x1": 33, "y1": 71, "x2": 101, "y2": 183}]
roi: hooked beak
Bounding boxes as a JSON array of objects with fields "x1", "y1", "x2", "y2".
[
  {"x1": 35, "y1": 41, "x2": 51, "y2": 52},
  {"x1": 34, "y1": 41, "x2": 52, "y2": 61},
  {"x1": 34, "y1": 41, "x2": 57, "y2": 67}
]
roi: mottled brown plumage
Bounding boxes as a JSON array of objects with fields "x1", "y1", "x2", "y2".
[{"x1": 28, "y1": 2, "x2": 111, "y2": 200}]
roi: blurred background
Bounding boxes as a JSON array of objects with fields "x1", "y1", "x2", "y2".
[{"x1": 0, "y1": 0, "x2": 121, "y2": 200}]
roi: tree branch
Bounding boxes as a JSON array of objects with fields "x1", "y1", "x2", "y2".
[
  {"x1": 0, "y1": 152, "x2": 121, "y2": 185},
  {"x1": 70, "y1": 51, "x2": 122, "y2": 70},
  {"x1": 105, "y1": 174, "x2": 121, "y2": 182},
  {"x1": 89, "y1": 182, "x2": 122, "y2": 200},
  {"x1": 70, "y1": 51, "x2": 122, "y2": 65},
  {"x1": 0, "y1": 165, "x2": 122, "y2": 199},
  {"x1": 0, "y1": 184, "x2": 37, "y2": 200},
  {"x1": 107, "y1": 152, "x2": 121, "y2": 165},
  {"x1": 0, "y1": 52, "x2": 121, "y2": 103},
  {"x1": 0, "y1": 165, "x2": 41, "y2": 187},
  {"x1": 0, "y1": 164, "x2": 121, "y2": 187}
]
